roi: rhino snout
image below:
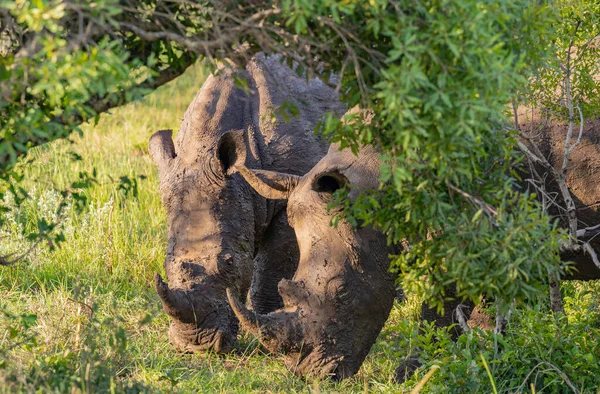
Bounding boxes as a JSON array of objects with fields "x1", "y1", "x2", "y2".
[{"x1": 155, "y1": 274, "x2": 238, "y2": 354}]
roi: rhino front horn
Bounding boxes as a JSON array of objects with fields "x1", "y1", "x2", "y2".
[
  {"x1": 226, "y1": 288, "x2": 264, "y2": 338},
  {"x1": 226, "y1": 288, "x2": 301, "y2": 353},
  {"x1": 154, "y1": 274, "x2": 195, "y2": 323}
]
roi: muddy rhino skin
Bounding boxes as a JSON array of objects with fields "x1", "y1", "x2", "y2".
[
  {"x1": 227, "y1": 139, "x2": 396, "y2": 379},
  {"x1": 149, "y1": 54, "x2": 344, "y2": 353}
]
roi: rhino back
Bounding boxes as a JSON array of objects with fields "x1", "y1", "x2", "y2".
[
  {"x1": 520, "y1": 116, "x2": 600, "y2": 280},
  {"x1": 174, "y1": 54, "x2": 344, "y2": 173}
]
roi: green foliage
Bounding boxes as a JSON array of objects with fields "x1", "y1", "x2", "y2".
[
  {"x1": 0, "y1": 291, "x2": 153, "y2": 393},
  {"x1": 0, "y1": 0, "x2": 196, "y2": 258},
  {"x1": 313, "y1": 0, "x2": 565, "y2": 310},
  {"x1": 0, "y1": 49, "x2": 598, "y2": 393},
  {"x1": 0, "y1": 0, "x2": 579, "y2": 310},
  {"x1": 393, "y1": 292, "x2": 600, "y2": 393},
  {"x1": 527, "y1": 0, "x2": 600, "y2": 119},
  {"x1": 1, "y1": 1, "x2": 147, "y2": 168},
  {"x1": 1, "y1": 0, "x2": 600, "y2": 391}
]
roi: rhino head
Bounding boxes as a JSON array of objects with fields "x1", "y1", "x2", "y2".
[
  {"x1": 227, "y1": 142, "x2": 396, "y2": 379},
  {"x1": 149, "y1": 72, "x2": 257, "y2": 354}
]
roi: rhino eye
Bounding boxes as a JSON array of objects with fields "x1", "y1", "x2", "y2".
[
  {"x1": 337, "y1": 284, "x2": 353, "y2": 305},
  {"x1": 313, "y1": 172, "x2": 347, "y2": 194}
]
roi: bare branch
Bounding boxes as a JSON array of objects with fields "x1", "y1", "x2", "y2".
[
  {"x1": 517, "y1": 361, "x2": 581, "y2": 394},
  {"x1": 517, "y1": 140, "x2": 550, "y2": 168},
  {"x1": 569, "y1": 105, "x2": 584, "y2": 151},
  {"x1": 0, "y1": 241, "x2": 41, "y2": 266},
  {"x1": 493, "y1": 304, "x2": 511, "y2": 335},
  {"x1": 582, "y1": 242, "x2": 600, "y2": 270},
  {"x1": 512, "y1": 100, "x2": 521, "y2": 131},
  {"x1": 447, "y1": 183, "x2": 498, "y2": 220},
  {"x1": 453, "y1": 304, "x2": 471, "y2": 333},
  {"x1": 576, "y1": 224, "x2": 600, "y2": 239},
  {"x1": 119, "y1": 8, "x2": 282, "y2": 55},
  {"x1": 548, "y1": 275, "x2": 564, "y2": 314}
]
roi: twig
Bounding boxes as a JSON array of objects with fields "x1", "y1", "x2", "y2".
[
  {"x1": 576, "y1": 224, "x2": 600, "y2": 239},
  {"x1": 493, "y1": 304, "x2": 511, "y2": 335},
  {"x1": 548, "y1": 275, "x2": 564, "y2": 314},
  {"x1": 516, "y1": 361, "x2": 580, "y2": 394},
  {"x1": 582, "y1": 242, "x2": 600, "y2": 270},
  {"x1": 447, "y1": 183, "x2": 498, "y2": 222},
  {"x1": 0, "y1": 241, "x2": 42, "y2": 266},
  {"x1": 560, "y1": 21, "x2": 582, "y2": 239},
  {"x1": 512, "y1": 99, "x2": 521, "y2": 131}
]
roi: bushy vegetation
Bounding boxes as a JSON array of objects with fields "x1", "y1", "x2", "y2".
[{"x1": 0, "y1": 64, "x2": 598, "y2": 393}]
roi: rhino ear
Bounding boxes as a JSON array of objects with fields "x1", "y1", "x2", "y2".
[
  {"x1": 149, "y1": 129, "x2": 176, "y2": 170},
  {"x1": 236, "y1": 166, "x2": 300, "y2": 200},
  {"x1": 312, "y1": 171, "x2": 348, "y2": 194},
  {"x1": 217, "y1": 129, "x2": 247, "y2": 175}
]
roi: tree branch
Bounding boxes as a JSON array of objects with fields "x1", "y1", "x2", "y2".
[
  {"x1": 0, "y1": 54, "x2": 196, "y2": 170},
  {"x1": 447, "y1": 183, "x2": 498, "y2": 227}
]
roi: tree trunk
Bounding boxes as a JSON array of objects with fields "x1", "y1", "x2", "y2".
[{"x1": 549, "y1": 276, "x2": 565, "y2": 314}]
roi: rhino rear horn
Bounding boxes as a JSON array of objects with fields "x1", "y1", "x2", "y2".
[
  {"x1": 149, "y1": 130, "x2": 176, "y2": 169},
  {"x1": 235, "y1": 167, "x2": 300, "y2": 200}
]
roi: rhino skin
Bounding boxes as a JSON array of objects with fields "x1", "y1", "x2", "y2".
[
  {"x1": 149, "y1": 53, "x2": 345, "y2": 354},
  {"x1": 227, "y1": 139, "x2": 397, "y2": 379},
  {"x1": 519, "y1": 116, "x2": 600, "y2": 281}
]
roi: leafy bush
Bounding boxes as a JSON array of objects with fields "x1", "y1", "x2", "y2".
[{"x1": 387, "y1": 286, "x2": 600, "y2": 393}]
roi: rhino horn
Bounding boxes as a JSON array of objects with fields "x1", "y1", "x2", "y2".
[
  {"x1": 154, "y1": 274, "x2": 195, "y2": 323},
  {"x1": 235, "y1": 166, "x2": 300, "y2": 200},
  {"x1": 226, "y1": 288, "x2": 263, "y2": 337},
  {"x1": 226, "y1": 288, "x2": 301, "y2": 353}
]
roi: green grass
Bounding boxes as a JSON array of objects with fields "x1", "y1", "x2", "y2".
[{"x1": 1, "y1": 63, "x2": 600, "y2": 393}]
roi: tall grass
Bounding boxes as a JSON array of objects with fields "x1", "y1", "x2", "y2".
[{"x1": 0, "y1": 63, "x2": 599, "y2": 393}]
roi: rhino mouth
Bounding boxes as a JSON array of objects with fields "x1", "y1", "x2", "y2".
[
  {"x1": 285, "y1": 348, "x2": 351, "y2": 380},
  {"x1": 226, "y1": 288, "x2": 363, "y2": 379},
  {"x1": 168, "y1": 322, "x2": 236, "y2": 354},
  {"x1": 156, "y1": 274, "x2": 238, "y2": 354}
]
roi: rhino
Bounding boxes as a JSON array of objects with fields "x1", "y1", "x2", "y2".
[
  {"x1": 223, "y1": 109, "x2": 468, "y2": 379},
  {"x1": 226, "y1": 137, "x2": 398, "y2": 379},
  {"x1": 148, "y1": 54, "x2": 344, "y2": 354}
]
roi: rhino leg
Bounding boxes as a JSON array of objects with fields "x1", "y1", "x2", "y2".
[{"x1": 250, "y1": 210, "x2": 299, "y2": 315}]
